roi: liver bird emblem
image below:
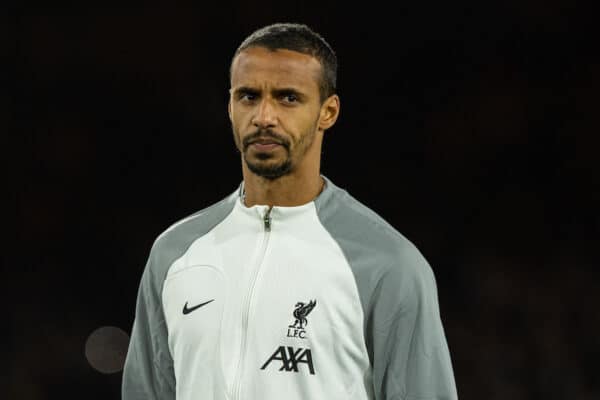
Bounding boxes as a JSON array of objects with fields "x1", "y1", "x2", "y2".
[{"x1": 288, "y1": 300, "x2": 317, "y2": 329}]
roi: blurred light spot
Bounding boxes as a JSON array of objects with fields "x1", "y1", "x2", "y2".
[{"x1": 85, "y1": 326, "x2": 130, "y2": 374}]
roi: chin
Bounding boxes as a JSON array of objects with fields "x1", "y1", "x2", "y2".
[{"x1": 245, "y1": 159, "x2": 293, "y2": 180}]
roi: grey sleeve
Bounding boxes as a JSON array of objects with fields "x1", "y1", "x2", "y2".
[
  {"x1": 122, "y1": 247, "x2": 175, "y2": 400},
  {"x1": 368, "y1": 248, "x2": 458, "y2": 400}
]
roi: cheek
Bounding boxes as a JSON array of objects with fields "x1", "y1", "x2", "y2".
[
  {"x1": 229, "y1": 116, "x2": 246, "y2": 138},
  {"x1": 228, "y1": 116, "x2": 244, "y2": 146},
  {"x1": 232, "y1": 110, "x2": 256, "y2": 133},
  {"x1": 286, "y1": 109, "x2": 319, "y2": 134}
]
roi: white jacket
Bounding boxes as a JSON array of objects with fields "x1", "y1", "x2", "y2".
[{"x1": 122, "y1": 176, "x2": 457, "y2": 400}]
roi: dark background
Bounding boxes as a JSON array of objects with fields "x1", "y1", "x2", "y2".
[{"x1": 9, "y1": 2, "x2": 599, "y2": 399}]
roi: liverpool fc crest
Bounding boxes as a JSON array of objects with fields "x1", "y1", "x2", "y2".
[{"x1": 287, "y1": 299, "x2": 317, "y2": 339}]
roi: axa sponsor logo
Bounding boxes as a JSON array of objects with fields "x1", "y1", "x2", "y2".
[{"x1": 260, "y1": 346, "x2": 315, "y2": 375}]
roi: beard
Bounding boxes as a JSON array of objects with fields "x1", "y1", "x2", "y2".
[
  {"x1": 246, "y1": 156, "x2": 292, "y2": 180},
  {"x1": 232, "y1": 119, "x2": 318, "y2": 180},
  {"x1": 239, "y1": 128, "x2": 294, "y2": 180}
]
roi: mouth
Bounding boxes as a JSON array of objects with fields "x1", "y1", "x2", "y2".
[
  {"x1": 249, "y1": 142, "x2": 282, "y2": 151},
  {"x1": 246, "y1": 136, "x2": 286, "y2": 152}
]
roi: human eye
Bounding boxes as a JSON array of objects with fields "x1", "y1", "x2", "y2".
[
  {"x1": 283, "y1": 94, "x2": 298, "y2": 103},
  {"x1": 280, "y1": 92, "x2": 300, "y2": 104},
  {"x1": 237, "y1": 89, "x2": 259, "y2": 103}
]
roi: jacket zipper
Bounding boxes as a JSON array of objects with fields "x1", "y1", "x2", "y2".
[{"x1": 232, "y1": 206, "x2": 273, "y2": 400}]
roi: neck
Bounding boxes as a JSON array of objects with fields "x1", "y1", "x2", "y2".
[{"x1": 242, "y1": 168, "x2": 324, "y2": 207}]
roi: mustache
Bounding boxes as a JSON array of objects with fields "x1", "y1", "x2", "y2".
[{"x1": 243, "y1": 129, "x2": 290, "y2": 150}]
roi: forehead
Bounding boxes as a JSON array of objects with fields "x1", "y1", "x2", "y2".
[{"x1": 231, "y1": 47, "x2": 322, "y2": 92}]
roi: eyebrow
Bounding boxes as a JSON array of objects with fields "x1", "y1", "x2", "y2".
[
  {"x1": 232, "y1": 86, "x2": 259, "y2": 96},
  {"x1": 273, "y1": 88, "x2": 305, "y2": 98},
  {"x1": 232, "y1": 86, "x2": 307, "y2": 99}
]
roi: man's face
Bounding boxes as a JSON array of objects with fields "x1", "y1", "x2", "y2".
[{"x1": 228, "y1": 47, "x2": 325, "y2": 180}]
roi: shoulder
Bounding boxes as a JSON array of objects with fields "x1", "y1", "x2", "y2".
[
  {"x1": 316, "y1": 178, "x2": 435, "y2": 297},
  {"x1": 317, "y1": 179, "x2": 428, "y2": 267},
  {"x1": 157, "y1": 191, "x2": 237, "y2": 246},
  {"x1": 147, "y1": 189, "x2": 238, "y2": 272}
]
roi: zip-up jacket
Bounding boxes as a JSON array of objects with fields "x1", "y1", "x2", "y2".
[{"x1": 122, "y1": 176, "x2": 458, "y2": 400}]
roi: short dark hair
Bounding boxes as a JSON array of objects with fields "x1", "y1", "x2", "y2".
[{"x1": 231, "y1": 22, "x2": 337, "y2": 102}]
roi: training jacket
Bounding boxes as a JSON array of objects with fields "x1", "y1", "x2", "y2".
[{"x1": 122, "y1": 175, "x2": 458, "y2": 400}]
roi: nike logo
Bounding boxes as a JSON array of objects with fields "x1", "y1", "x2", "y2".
[{"x1": 182, "y1": 299, "x2": 215, "y2": 315}]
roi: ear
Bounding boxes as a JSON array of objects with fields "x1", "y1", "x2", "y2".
[
  {"x1": 318, "y1": 94, "x2": 340, "y2": 132},
  {"x1": 227, "y1": 91, "x2": 233, "y2": 122}
]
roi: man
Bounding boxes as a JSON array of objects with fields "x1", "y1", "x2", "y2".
[{"x1": 122, "y1": 22, "x2": 458, "y2": 400}]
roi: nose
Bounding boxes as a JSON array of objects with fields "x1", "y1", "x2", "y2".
[{"x1": 252, "y1": 98, "x2": 277, "y2": 129}]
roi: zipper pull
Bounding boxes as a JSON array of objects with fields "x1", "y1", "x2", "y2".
[{"x1": 263, "y1": 206, "x2": 273, "y2": 231}]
